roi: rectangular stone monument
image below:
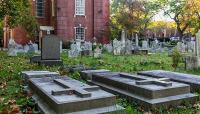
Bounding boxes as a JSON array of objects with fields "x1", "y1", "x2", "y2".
[
  {"x1": 80, "y1": 69, "x2": 110, "y2": 80},
  {"x1": 29, "y1": 76, "x2": 124, "y2": 114},
  {"x1": 138, "y1": 70, "x2": 200, "y2": 92},
  {"x1": 21, "y1": 71, "x2": 59, "y2": 84},
  {"x1": 91, "y1": 72, "x2": 197, "y2": 109},
  {"x1": 30, "y1": 35, "x2": 63, "y2": 66}
]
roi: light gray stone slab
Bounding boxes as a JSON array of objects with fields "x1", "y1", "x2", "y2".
[
  {"x1": 138, "y1": 70, "x2": 200, "y2": 92},
  {"x1": 91, "y1": 72, "x2": 198, "y2": 110},
  {"x1": 81, "y1": 69, "x2": 110, "y2": 80},
  {"x1": 29, "y1": 76, "x2": 124, "y2": 114}
]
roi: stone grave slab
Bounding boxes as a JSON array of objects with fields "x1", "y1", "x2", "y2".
[
  {"x1": 21, "y1": 71, "x2": 59, "y2": 84},
  {"x1": 138, "y1": 70, "x2": 200, "y2": 92},
  {"x1": 91, "y1": 72, "x2": 198, "y2": 109},
  {"x1": 29, "y1": 76, "x2": 124, "y2": 114},
  {"x1": 80, "y1": 69, "x2": 110, "y2": 80}
]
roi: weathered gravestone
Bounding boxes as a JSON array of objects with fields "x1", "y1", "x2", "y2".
[
  {"x1": 91, "y1": 72, "x2": 197, "y2": 109},
  {"x1": 29, "y1": 76, "x2": 124, "y2": 114},
  {"x1": 185, "y1": 30, "x2": 200, "y2": 69},
  {"x1": 68, "y1": 43, "x2": 79, "y2": 58},
  {"x1": 7, "y1": 38, "x2": 17, "y2": 56},
  {"x1": 138, "y1": 70, "x2": 200, "y2": 92},
  {"x1": 30, "y1": 35, "x2": 63, "y2": 66}
]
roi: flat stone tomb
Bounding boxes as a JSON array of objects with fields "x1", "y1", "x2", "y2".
[
  {"x1": 80, "y1": 69, "x2": 110, "y2": 80},
  {"x1": 138, "y1": 70, "x2": 200, "y2": 92},
  {"x1": 29, "y1": 77, "x2": 124, "y2": 114},
  {"x1": 92, "y1": 72, "x2": 198, "y2": 109}
]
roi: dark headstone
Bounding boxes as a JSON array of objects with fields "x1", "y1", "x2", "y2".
[
  {"x1": 30, "y1": 35, "x2": 63, "y2": 66},
  {"x1": 41, "y1": 35, "x2": 60, "y2": 60},
  {"x1": 138, "y1": 70, "x2": 200, "y2": 92},
  {"x1": 90, "y1": 72, "x2": 197, "y2": 110}
]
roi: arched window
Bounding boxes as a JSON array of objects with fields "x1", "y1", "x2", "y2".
[{"x1": 36, "y1": 0, "x2": 44, "y2": 17}]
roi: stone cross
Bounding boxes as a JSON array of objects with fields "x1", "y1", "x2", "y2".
[
  {"x1": 52, "y1": 79, "x2": 100, "y2": 98},
  {"x1": 136, "y1": 78, "x2": 172, "y2": 87}
]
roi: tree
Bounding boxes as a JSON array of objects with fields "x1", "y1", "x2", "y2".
[
  {"x1": 0, "y1": 0, "x2": 38, "y2": 38},
  {"x1": 110, "y1": 0, "x2": 161, "y2": 39},
  {"x1": 161, "y1": 0, "x2": 200, "y2": 40}
]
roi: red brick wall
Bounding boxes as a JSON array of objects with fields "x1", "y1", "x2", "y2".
[
  {"x1": 8, "y1": 0, "x2": 110, "y2": 46},
  {"x1": 57, "y1": 0, "x2": 110, "y2": 43}
]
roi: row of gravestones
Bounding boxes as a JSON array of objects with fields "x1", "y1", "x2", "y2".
[
  {"x1": 21, "y1": 69, "x2": 200, "y2": 114},
  {"x1": 7, "y1": 39, "x2": 39, "y2": 56}
]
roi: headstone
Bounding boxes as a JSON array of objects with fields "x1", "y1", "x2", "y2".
[
  {"x1": 94, "y1": 46, "x2": 102, "y2": 58},
  {"x1": 142, "y1": 40, "x2": 148, "y2": 49},
  {"x1": 138, "y1": 70, "x2": 200, "y2": 92},
  {"x1": 104, "y1": 43, "x2": 113, "y2": 53},
  {"x1": 113, "y1": 39, "x2": 122, "y2": 55},
  {"x1": 30, "y1": 35, "x2": 63, "y2": 66},
  {"x1": 68, "y1": 42, "x2": 80, "y2": 58},
  {"x1": 7, "y1": 38, "x2": 17, "y2": 56},
  {"x1": 29, "y1": 76, "x2": 124, "y2": 114},
  {"x1": 185, "y1": 30, "x2": 200, "y2": 69},
  {"x1": 125, "y1": 39, "x2": 133, "y2": 54},
  {"x1": 135, "y1": 34, "x2": 139, "y2": 47},
  {"x1": 60, "y1": 41, "x2": 63, "y2": 53},
  {"x1": 121, "y1": 30, "x2": 126, "y2": 49},
  {"x1": 41, "y1": 35, "x2": 60, "y2": 60},
  {"x1": 91, "y1": 72, "x2": 197, "y2": 110}
]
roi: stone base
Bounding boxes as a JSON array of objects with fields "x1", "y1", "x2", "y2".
[
  {"x1": 132, "y1": 49, "x2": 148, "y2": 55},
  {"x1": 30, "y1": 56, "x2": 63, "y2": 66},
  {"x1": 33, "y1": 95, "x2": 125, "y2": 114},
  {"x1": 185, "y1": 56, "x2": 200, "y2": 70}
]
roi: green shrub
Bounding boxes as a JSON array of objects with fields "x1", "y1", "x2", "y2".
[{"x1": 172, "y1": 48, "x2": 182, "y2": 70}]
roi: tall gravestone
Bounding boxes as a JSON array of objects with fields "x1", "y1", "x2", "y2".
[
  {"x1": 185, "y1": 30, "x2": 200, "y2": 69},
  {"x1": 30, "y1": 35, "x2": 63, "y2": 66}
]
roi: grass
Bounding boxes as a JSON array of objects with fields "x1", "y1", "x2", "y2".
[{"x1": 0, "y1": 51, "x2": 200, "y2": 113}]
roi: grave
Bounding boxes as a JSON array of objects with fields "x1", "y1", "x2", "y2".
[
  {"x1": 185, "y1": 30, "x2": 200, "y2": 69},
  {"x1": 29, "y1": 76, "x2": 124, "y2": 114},
  {"x1": 138, "y1": 70, "x2": 200, "y2": 92},
  {"x1": 21, "y1": 71, "x2": 59, "y2": 84},
  {"x1": 7, "y1": 38, "x2": 17, "y2": 56},
  {"x1": 30, "y1": 35, "x2": 63, "y2": 66},
  {"x1": 80, "y1": 69, "x2": 110, "y2": 80},
  {"x1": 91, "y1": 72, "x2": 197, "y2": 109}
]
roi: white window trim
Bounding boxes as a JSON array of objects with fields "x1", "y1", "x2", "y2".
[
  {"x1": 35, "y1": 0, "x2": 45, "y2": 18},
  {"x1": 74, "y1": 27, "x2": 86, "y2": 41},
  {"x1": 75, "y1": 0, "x2": 85, "y2": 16}
]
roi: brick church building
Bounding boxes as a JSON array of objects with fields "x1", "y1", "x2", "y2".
[{"x1": 3, "y1": 0, "x2": 110, "y2": 48}]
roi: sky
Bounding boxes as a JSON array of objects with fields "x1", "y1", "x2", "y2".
[{"x1": 153, "y1": 11, "x2": 173, "y2": 22}]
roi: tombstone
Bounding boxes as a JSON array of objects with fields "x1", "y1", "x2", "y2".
[
  {"x1": 91, "y1": 72, "x2": 197, "y2": 110},
  {"x1": 68, "y1": 43, "x2": 80, "y2": 58},
  {"x1": 185, "y1": 30, "x2": 200, "y2": 69},
  {"x1": 7, "y1": 38, "x2": 17, "y2": 56},
  {"x1": 29, "y1": 76, "x2": 124, "y2": 114},
  {"x1": 135, "y1": 34, "x2": 139, "y2": 47},
  {"x1": 125, "y1": 39, "x2": 133, "y2": 54},
  {"x1": 138, "y1": 70, "x2": 200, "y2": 92},
  {"x1": 142, "y1": 40, "x2": 148, "y2": 49},
  {"x1": 60, "y1": 41, "x2": 63, "y2": 53},
  {"x1": 81, "y1": 41, "x2": 92, "y2": 56},
  {"x1": 113, "y1": 39, "x2": 122, "y2": 55},
  {"x1": 94, "y1": 46, "x2": 102, "y2": 58},
  {"x1": 30, "y1": 35, "x2": 63, "y2": 66},
  {"x1": 32, "y1": 43, "x2": 39, "y2": 53},
  {"x1": 121, "y1": 29, "x2": 126, "y2": 49}
]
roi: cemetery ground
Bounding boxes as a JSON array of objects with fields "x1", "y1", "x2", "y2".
[{"x1": 0, "y1": 51, "x2": 200, "y2": 114}]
